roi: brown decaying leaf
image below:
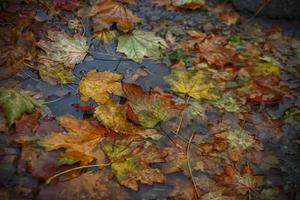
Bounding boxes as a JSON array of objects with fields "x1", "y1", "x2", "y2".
[
  {"x1": 181, "y1": 31, "x2": 238, "y2": 67},
  {"x1": 38, "y1": 115, "x2": 107, "y2": 165},
  {"x1": 37, "y1": 170, "x2": 129, "y2": 200},
  {"x1": 167, "y1": 176, "x2": 197, "y2": 200},
  {"x1": 214, "y1": 165, "x2": 263, "y2": 195},
  {"x1": 89, "y1": 0, "x2": 140, "y2": 32},
  {"x1": 0, "y1": 28, "x2": 36, "y2": 80}
]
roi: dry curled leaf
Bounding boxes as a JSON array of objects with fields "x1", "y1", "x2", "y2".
[
  {"x1": 78, "y1": 70, "x2": 123, "y2": 104},
  {"x1": 38, "y1": 115, "x2": 107, "y2": 165}
]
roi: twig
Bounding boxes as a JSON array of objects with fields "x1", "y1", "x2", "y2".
[
  {"x1": 46, "y1": 163, "x2": 111, "y2": 184},
  {"x1": 245, "y1": 0, "x2": 272, "y2": 24},
  {"x1": 186, "y1": 133, "x2": 200, "y2": 199}
]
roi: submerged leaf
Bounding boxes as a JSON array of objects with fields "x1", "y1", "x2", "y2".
[
  {"x1": 37, "y1": 31, "x2": 88, "y2": 68},
  {"x1": 117, "y1": 30, "x2": 168, "y2": 62},
  {"x1": 37, "y1": 170, "x2": 129, "y2": 200},
  {"x1": 38, "y1": 64, "x2": 75, "y2": 85},
  {"x1": 78, "y1": 70, "x2": 123, "y2": 104},
  {"x1": 0, "y1": 88, "x2": 38, "y2": 126},
  {"x1": 38, "y1": 115, "x2": 107, "y2": 165},
  {"x1": 164, "y1": 69, "x2": 220, "y2": 100}
]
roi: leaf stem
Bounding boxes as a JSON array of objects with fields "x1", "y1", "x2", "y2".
[
  {"x1": 186, "y1": 133, "x2": 200, "y2": 199},
  {"x1": 46, "y1": 163, "x2": 111, "y2": 184},
  {"x1": 175, "y1": 95, "x2": 190, "y2": 135}
]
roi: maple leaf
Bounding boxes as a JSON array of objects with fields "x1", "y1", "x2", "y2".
[
  {"x1": 94, "y1": 99, "x2": 159, "y2": 138},
  {"x1": 94, "y1": 30, "x2": 117, "y2": 43},
  {"x1": 181, "y1": 32, "x2": 238, "y2": 67},
  {"x1": 38, "y1": 115, "x2": 107, "y2": 165},
  {"x1": 255, "y1": 59, "x2": 281, "y2": 76},
  {"x1": 201, "y1": 188, "x2": 237, "y2": 200},
  {"x1": 164, "y1": 68, "x2": 220, "y2": 101},
  {"x1": 37, "y1": 31, "x2": 88, "y2": 68},
  {"x1": 214, "y1": 126, "x2": 262, "y2": 161},
  {"x1": 101, "y1": 135, "x2": 167, "y2": 190},
  {"x1": 78, "y1": 70, "x2": 123, "y2": 104},
  {"x1": 38, "y1": 64, "x2": 75, "y2": 85},
  {"x1": 214, "y1": 165, "x2": 263, "y2": 195},
  {"x1": 19, "y1": 144, "x2": 59, "y2": 180},
  {"x1": 0, "y1": 88, "x2": 38, "y2": 126},
  {"x1": 0, "y1": 28, "x2": 36, "y2": 80},
  {"x1": 37, "y1": 170, "x2": 129, "y2": 200},
  {"x1": 89, "y1": 0, "x2": 140, "y2": 32},
  {"x1": 117, "y1": 30, "x2": 168, "y2": 62},
  {"x1": 167, "y1": 176, "x2": 196, "y2": 200},
  {"x1": 123, "y1": 83, "x2": 183, "y2": 128}
]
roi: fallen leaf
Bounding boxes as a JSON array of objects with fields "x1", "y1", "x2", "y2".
[
  {"x1": 123, "y1": 83, "x2": 183, "y2": 128},
  {"x1": 167, "y1": 176, "x2": 196, "y2": 200},
  {"x1": 54, "y1": 0, "x2": 78, "y2": 11},
  {"x1": 218, "y1": 11, "x2": 240, "y2": 26},
  {"x1": 78, "y1": 70, "x2": 123, "y2": 104},
  {"x1": 38, "y1": 115, "x2": 107, "y2": 165},
  {"x1": 0, "y1": 28, "x2": 36, "y2": 80},
  {"x1": 214, "y1": 165, "x2": 263, "y2": 195},
  {"x1": 117, "y1": 30, "x2": 168, "y2": 62},
  {"x1": 37, "y1": 31, "x2": 88, "y2": 68},
  {"x1": 164, "y1": 68, "x2": 220, "y2": 101},
  {"x1": 101, "y1": 135, "x2": 167, "y2": 190},
  {"x1": 172, "y1": 0, "x2": 206, "y2": 10},
  {"x1": 0, "y1": 88, "x2": 38, "y2": 126},
  {"x1": 94, "y1": 30, "x2": 117, "y2": 43},
  {"x1": 94, "y1": 99, "x2": 159, "y2": 138},
  {"x1": 37, "y1": 170, "x2": 129, "y2": 200},
  {"x1": 201, "y1": 187, "x2": 237, "y2": 200},
  {"x1": 89, "y1": 0, "x2": 140, "y2": 32},
  {"x1": 124, "y1": 66, "x2": 148, "y2": 83},
  {"x1": 181, "y1": 32, "x2": 238, "y2": 67},
  {"x1": 38, "y1": 64, "x2": 75, "y2": 85}
]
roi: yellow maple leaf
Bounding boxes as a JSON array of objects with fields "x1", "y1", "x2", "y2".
[
  {"x1": 164, "y1": 69, "x2": 220, "y2": 101},
  {"x1": 78, "y1": 70, "x2": 123, "y2": 104}
]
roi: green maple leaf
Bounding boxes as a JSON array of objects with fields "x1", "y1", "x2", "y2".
[
  {"x1": 117, "y1": 30, "x2": 168, "y2": 63},
  {"x1": 0, "y1": 88, "x2": 38, "y2": 126}
]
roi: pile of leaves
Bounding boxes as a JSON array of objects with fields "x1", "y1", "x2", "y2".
[{"x1": 0, "y1": 0, "x2": 300, "y2": 199}]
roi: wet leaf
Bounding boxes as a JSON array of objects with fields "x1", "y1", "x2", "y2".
[
  {"x1": 94, "y1": 100, "x2": 159, "y2": 138},
  {"x1": 214, "y1": 165, "x2": 263, "y2": 195},
  {"x1": 0, "y1": 88, "x2": 38, "y2": 126},
  {"x1": 117, "y1": 30, "x2": 168, "y2": 62},
  {"x1": 38, "y1": 64, "x2": 75, "y2": 85},
  {"x1": 201, "y1": 188, "x2": 237, "y2": 200},
  {"x1": 89, "y1": 0, "x2": 140, "y2": 32},
  {"x1": 181, "y1": 32, "x2": 238, "y2": 67},
  {"x1": 123, "y1": 83, "x2": 183, "y2": 128},
  {"x1": 0, "y1": 28, "x2": 36, "y2": 80},
  {"x1": 172, "y1": 0, "x2": 206, "y2": 10},
  {"x1": 101, "y1": 135, "x2": 167, "y2": 190},
  {"x1": 37, "y1": 170, "x2": 129, "y2": 200},
  {"x1": 37, "y1": 31, "x2": 88, "y2": 68},
  {"x1": 38, "y1": 115, "x2": 107, "y2": 165},
  {"x1": 53, "y1": 0, "x2": 78, "y2": 11},
  {"x1": 164, "y1": 68, "x2": 220, "y2": 101},
  {"x1": 78, "y1": 70, "x2": 123, "y2": 104},
  {"x1": 95, "y1": 30, "x2": 117, "y2": 43}
]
